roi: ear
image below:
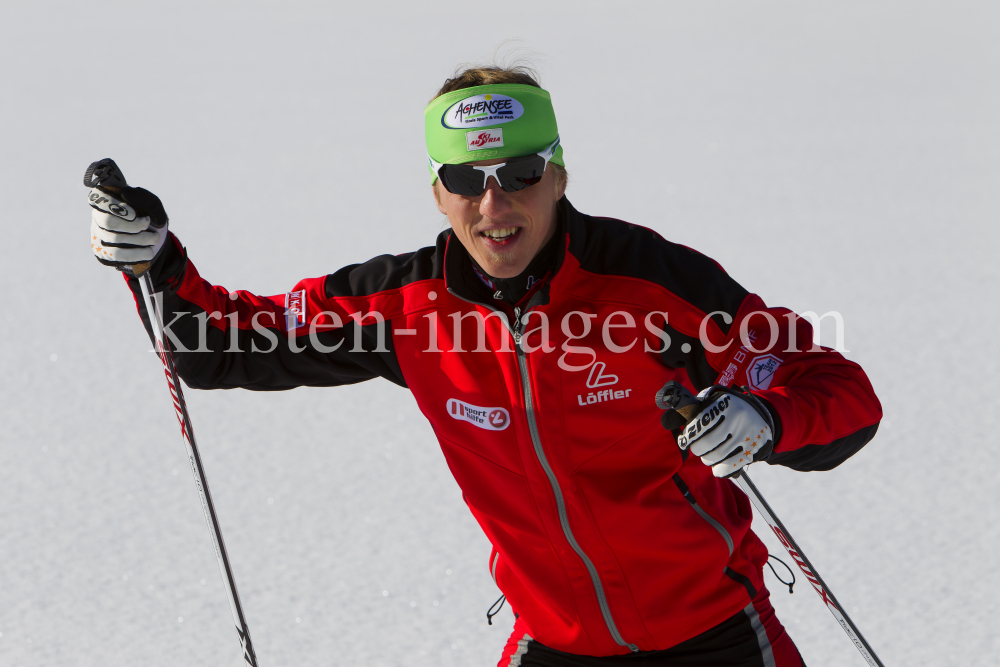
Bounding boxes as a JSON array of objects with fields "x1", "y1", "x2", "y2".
[
  {"x1": 554, "y1": 171, "x2": 567, "y2": 200},
  {"x1": 432, "y1": 181, "x2": 448, "y2": 215}
]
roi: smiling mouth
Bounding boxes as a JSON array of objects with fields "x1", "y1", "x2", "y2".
[{"x1": 480, "y1": 227, "x2": 521, "y2": 242}]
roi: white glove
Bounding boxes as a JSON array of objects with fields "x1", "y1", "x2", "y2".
[
  {"x1": 84, "y1": 159, "x2": 169, "y2": 274},
  {"x1": 658, "y1": 383, "x2": 776, "y2": 478},
  {"x1": 89, "y1": 187, "x2": 168, "y2": 270}
]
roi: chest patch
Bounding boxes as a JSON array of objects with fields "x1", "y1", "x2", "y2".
[{"x1": 447, "y1": 398, "x2": 510, "y2": 431}]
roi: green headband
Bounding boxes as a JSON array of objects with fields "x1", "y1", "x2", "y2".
[{"x1": 424, "y1": 83, "x2": 564, "y2": 182}]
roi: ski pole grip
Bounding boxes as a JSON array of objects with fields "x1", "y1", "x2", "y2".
[
  {"x1": 84, "y1": 158, "x2": 128, "y2": 191},
  {"x1": 83, "y1": 158, "x2": 152, "y2": 276},
  {"x1": 655, "y1": 381, "x2": 702, "y2": 422}
]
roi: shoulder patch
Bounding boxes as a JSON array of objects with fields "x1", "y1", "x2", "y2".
[{"x1": 746, "y1": 354, "x2": 782, "y2": 390}]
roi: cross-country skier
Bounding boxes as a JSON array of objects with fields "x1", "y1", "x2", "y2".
[{"x1": 88, "y1": 65, "x2": 881, "y2": 666}]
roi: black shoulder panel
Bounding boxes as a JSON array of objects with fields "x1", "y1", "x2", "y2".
[
  {"x1": 325, "y1": 231, "x2": 448, "y2": 298},
  {"x1": 565, "y1": 203, "x2": 749, "y2": 323},
  {"x1": 767, "y1": 422, "x2": 880, "y2": 472},
  {"x1": 563, "y1": 201, "x2": 749, "y2": 391}
]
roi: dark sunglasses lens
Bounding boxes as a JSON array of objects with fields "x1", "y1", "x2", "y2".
[
  {"x1": 439, "y1": 165, "x2": 485, "y2": 196},
  {"x1": 497, "y1": 156, "x2": 546, "y2": 192}
]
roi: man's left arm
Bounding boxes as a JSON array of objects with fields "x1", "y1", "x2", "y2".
[{"x1": 714, "y1": 294, "x2": 883, "y2": 472}]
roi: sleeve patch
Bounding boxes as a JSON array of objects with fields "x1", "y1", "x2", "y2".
[
  {"x1": 747, "y1": 354, "x2": 782, "y2": 391},
  {"x1": 719, "y1": 362, "x2": 739, "y2": 387},
  {"x1": 285, "y1": 289, "x2": 306, "y2": 330}
]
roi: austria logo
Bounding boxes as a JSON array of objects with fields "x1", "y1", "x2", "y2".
[
  {"x1": 447, "y1": 399, "x2": 509, "y2": 431},
  {"x1": 466, "y1": 128, "x2": 504, "y2": 151}
]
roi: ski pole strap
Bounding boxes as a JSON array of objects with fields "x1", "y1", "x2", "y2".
[
  {"x1": 734, "y1": 471, "x2": 885, "y2": 667},
  {"x1": 487, "y1": 595, "x2": 507, "y2": 626},
  {"x1": 766, "y1": 554, "x2": 796, "y2": 594}
]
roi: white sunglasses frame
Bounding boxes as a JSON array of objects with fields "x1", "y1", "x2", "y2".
[{"x1": 428, "y1": 136, "x2": 561, "y2": 194}]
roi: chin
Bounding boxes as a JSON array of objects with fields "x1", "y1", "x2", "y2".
[{"x1": 480, "y1": 252, "x2": 526, "y2": 278}]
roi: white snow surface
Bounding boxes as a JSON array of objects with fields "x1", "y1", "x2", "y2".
[{"x1": 1, "y1": 2, "x2": 997, "y2": 665}]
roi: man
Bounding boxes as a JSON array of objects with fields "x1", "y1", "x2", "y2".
[{"x1": 88, "y1": 66, "x2": 881, "y2": 666}]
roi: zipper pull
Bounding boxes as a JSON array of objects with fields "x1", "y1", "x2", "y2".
[{"x1": 512, "y1": 307, "x2": 523, "y2": 345}]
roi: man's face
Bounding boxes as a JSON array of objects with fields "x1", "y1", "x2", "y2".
[{"x1": 434, "y1": 159, "x2": 567, "y2": 279}]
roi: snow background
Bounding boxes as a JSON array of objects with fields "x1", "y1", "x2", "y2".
[{"x1": 1, "y1": 1, "x2": 997, "y2": 665}]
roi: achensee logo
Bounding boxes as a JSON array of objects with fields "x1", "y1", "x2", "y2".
[
  {"x1": 467, "y1": 128, "x2": 504, "y2": 151},
  {"x1": 447, "y1": 399, "x2": 510, "y2": 431},
  {"x1": 443, "y1": 93, "x2": 524, "y2": 129}
]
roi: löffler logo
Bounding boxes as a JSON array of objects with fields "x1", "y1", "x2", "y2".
[
  {"x1": 586, "y1": 362, "x2": 618, "y2": 388},
  {"x1": 578, "y1": 361, "x2": 632, "y2": 406},
  {"x1": 447, "y1": 399, "x2": 509, "y2": 431},
  {"x1": 285, "y1": 290, "x2": 306, "y2": 330},
  {"x1": 466, "y1": 128, "x2": 504, "y2": 151}
]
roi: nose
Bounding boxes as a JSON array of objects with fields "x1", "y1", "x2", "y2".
[{"x1": 479, "y1": 175, "x2": 512, "y2": 217}]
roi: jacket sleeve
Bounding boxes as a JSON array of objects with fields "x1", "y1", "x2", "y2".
[
  {"x1": 565, "y1": 212, "x2": 881, "y2": 473},
  {"x1": 124, "y1": 233, "x2": 410, "y2": 391},
  {"x1": 701, "y1": 294, "x2": 882, "y2": 472}
]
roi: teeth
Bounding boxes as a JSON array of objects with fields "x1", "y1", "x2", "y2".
[{"x1": 483, "y1": 227, "x2": 519, "y2": 239}]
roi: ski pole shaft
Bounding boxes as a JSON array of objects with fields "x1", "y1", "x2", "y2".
[
  {"x1": 137, "y1": 274, "x2": 258, "y2": 666},
  {"x1": 86, "y1": 159, "x2": 258, "y2": 664},
  {"x1": 734, "y1": 470, "x2": 884, "y2": 667}
]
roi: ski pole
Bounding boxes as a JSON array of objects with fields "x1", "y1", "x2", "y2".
[
  {"x1": 86, "y1": 161, "x2": 258, "y2": 666},
  {"x1": 656, "y1": 381, "x2": 884, "y2": 666},
  {"x1": 734, "y1": 470, "x2": 884, "y2": 667},
  {"x1": 137, "y1": 272, "x2": 259, "y2": 667}
]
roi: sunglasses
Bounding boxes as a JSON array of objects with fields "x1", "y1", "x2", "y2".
[{"x1": 429, "y1": 136, "x2": 560, "y2": 197}]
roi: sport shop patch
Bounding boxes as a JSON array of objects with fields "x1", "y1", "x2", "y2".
[
  {"x1": 447, "y1": 399, "x2": 509, "y2": 431},
  {"x1": 466, "y1": 128, "x2": 504, "y2": 151},
  {"x1": 442, "y1": 93, "x2": 524, "y2": 129},
  {"x1": 746, "y1": 354, "x2": 782, "y2": 390},
  {"x1": 285, "y1": 290, "x2": 306, "y2": 330}
]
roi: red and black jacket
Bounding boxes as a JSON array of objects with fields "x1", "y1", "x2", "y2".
[{"x1": 126, "y1": 198, "x2": 881, "y2": 656}]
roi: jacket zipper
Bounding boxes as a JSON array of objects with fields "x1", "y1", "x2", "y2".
[
  {"x1": 448, "y1": 290, "x2": 638, "y2": 652},
  {"x1": 672, "y1": 474, "x2": 734, "y2": 555}
]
